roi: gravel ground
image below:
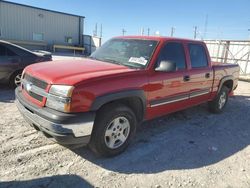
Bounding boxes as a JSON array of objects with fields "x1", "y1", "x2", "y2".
[{"x1": 0, "y1": 81, "x2": 249, "y2": 188}]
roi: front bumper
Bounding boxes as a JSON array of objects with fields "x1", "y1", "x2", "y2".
[{"x1": 15, "y1": 88, "x2": 95, "y2": 145}]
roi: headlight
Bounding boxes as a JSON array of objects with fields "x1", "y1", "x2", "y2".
[
  {"x1": 45, "y1": 85, "x2": 74, "y2": 112},
  {"x1": 49, "y1": 85, "x2": 74, "y2": 97}
]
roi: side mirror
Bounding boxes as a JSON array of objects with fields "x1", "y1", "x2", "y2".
[{"x1": 155, "y1": 61, "x2": 176, "y2": 72}]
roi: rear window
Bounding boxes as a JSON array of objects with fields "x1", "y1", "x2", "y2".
[
  {"x1": 7, "y1": 45, "x2": 33, "y2": 57},
  {"x1": 188, "y1": 44, "x2": 208, "y2": 68}
]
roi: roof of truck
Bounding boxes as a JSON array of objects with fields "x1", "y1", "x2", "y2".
[{"x1": 115, "y1": 35, "x2": 204, "y2": 43}]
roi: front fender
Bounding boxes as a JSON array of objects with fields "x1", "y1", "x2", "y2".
[{"x1": 90, "y1": 89, "x2": 147, "y2": 113}]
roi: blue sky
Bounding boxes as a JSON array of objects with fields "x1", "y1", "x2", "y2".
[{"x1": 6, "y1": 0, "x2": 250, "y2": 42}]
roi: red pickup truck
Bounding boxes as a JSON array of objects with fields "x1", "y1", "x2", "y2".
[{"x1": 16, "y1": 36, "x2": 240, "y2": 156}]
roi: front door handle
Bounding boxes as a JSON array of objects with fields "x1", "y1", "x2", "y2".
[
  {"x1": 183, "y1": 75, "x2": 190, "y2": 82},
  {"x1": 205, "y1": 73, "x2": 210, "y2": 78}
]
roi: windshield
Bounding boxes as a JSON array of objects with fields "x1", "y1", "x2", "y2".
[{"x1": 90, "y1": 38, "x2": 158, "y2": 68}]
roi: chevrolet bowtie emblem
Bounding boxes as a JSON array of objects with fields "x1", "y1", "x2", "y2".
[{"x1": 26, "y1": 82, "x2": 33, "y2": 92}]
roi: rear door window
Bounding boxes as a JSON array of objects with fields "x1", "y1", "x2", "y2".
[{"x1": 188, "y1": 44, "x2": 208, "y2": 68}]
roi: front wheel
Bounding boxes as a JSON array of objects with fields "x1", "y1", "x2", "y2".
[
  {"x1": 208, "y1": 86, "x2": 229, "y2": 113},
  {"x1": 9, "y1": 71, "x2": 22, "y2": 88},
  {"x1": 89, "y1": 104, "x2": 137, "y2": 157}
]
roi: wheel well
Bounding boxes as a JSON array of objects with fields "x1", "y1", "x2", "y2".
[
  {"x1": 97, "y1": 97, "x2": 144, "y2": 123},
  {"x1": 223, "y1": 80, "x2": 233, "y2": 91},
  {"x1": 9, "y1": 69, "x2": 23, "y2": 80}
]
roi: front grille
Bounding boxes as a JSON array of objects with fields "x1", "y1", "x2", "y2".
[
  {"x1": 22, "y1": 74, "x2": 48, "y2": 103},
  {"x1": 29, "y1": 91, "x2": 43, "y2": 102},
  {"x1": 24, "y1": 74, "x2": 48, "y2": 90}
]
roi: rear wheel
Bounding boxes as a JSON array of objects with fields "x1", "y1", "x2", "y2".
[
  {"x1": 208, "y1": 86, "x2": 229, "y2": 113},
  {"x1": 89, "y1": 103, "x2": 137, "y2": 157}
]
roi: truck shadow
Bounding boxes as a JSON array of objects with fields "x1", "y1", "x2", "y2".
[
  {"x1": 73, "y1": 95, "x2": 250, "y2": 174},
  {"x1": 0, "y1": 86, "x2": 15, "y2": 103},
  {"x1": 0, "y1": 175, "x2": 93, "y2": 188}
]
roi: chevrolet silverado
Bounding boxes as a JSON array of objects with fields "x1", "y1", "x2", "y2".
[{"x1": 15, "y1": 36, "x2": 240, "y2": 156}]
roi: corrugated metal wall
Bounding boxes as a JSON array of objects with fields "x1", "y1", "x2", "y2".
[
  {"x1": 0, "y1": 1, "x2": 81, "y2": 47},
  {"x1": 83, "y1": 35, "x2": 101, "y2": 55}
]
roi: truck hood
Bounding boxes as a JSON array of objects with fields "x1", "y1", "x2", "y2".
[{"x1": 25, "y1": 58, "x2": 136, "y2": 85}]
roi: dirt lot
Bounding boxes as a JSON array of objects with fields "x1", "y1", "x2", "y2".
[{"x1": 0, "y1": 81, "x2": 249, "y2": 188}]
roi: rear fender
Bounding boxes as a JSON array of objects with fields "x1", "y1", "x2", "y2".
[{"x1": 218, "y1": 75, "x2": 234, "y2": 93}]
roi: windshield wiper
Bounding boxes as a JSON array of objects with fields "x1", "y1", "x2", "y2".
[
  {"x1": 88, "y1": 56, "x2": 120, "y2": 64},
  {"x1": 89, "y1": 57, "x2": 141, "y2": 69},
  {"x1": 88, "y1": 56, "x2": 99, "y2": 60},
  {"x1": 100, "y1": 58, "x2": 121, "y2": 64},
  {"x1": 102, "y1": 58, "x2": 141, "y2": 69}
]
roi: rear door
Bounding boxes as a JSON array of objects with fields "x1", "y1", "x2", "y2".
[
  {"x1": 187, "y1": 43, "x2": 213, "y2": 105},
  {"x1": 147, "y1": 41, "x2": 191, "y2": 119}
]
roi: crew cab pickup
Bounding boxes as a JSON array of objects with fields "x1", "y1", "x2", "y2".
[{"x1": 15, "y1": 36, "x2": 240, "y2": 156}]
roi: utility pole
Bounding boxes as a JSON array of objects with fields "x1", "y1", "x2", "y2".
[
  {"x1": 93, "y1": 23, "x2": 98, "y2": 36},
  {"x1": 141, "y1": 28, "x2": 144, "y2": 36},
  {"x1": 147, "y1": 28, "x2": 150, "y2": 36},
  {"x1": 100, "y1": 24, "x2": 103, "y2": 38},
  {"x1": 170, "y1": 27, "x2": 175, "y2": 37},
  {"x1": 203, "y1": 14, "x2": 208, "y2": 39},
  {"x1": 194, "y1": 26, "x2": 198, "y2": 39},
  {"x1": 122, "y1": 29, "x2": 126, "y2": 36}
]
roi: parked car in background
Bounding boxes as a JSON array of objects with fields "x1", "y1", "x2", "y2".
[{"x1": 0, "y1": 40, "x2": 52, "y2": 87}]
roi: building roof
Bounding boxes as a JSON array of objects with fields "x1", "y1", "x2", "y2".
[{"x1": 0, "y1": 0, "x2": 85, "y2": 18}]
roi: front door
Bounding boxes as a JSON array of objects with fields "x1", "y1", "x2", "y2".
[{"x1": 147, "y1": 41, "x2": 191, "y2": 119}]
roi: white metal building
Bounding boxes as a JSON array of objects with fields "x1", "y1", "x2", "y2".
[{"x1": 0, "y1": 0, "x2": 84, "y2": 50}]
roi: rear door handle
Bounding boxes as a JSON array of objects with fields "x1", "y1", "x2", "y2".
[
  {"x1": 205, "y1": 73, "x2": 210, "y2": 78},
  {"x1": 183, "y1": 75, "x2": 190, "y2": 82}
]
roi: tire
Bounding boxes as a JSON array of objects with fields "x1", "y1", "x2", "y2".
[
  {"x1": 9, "y1": 71, "x2": 22, "y2": 88},
  {"x1": 208, "y1": 86, "x2": 229, "y2": 113},
  {"x1": 89, "y1": 103, "x2": 137, "y2": 157}
]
